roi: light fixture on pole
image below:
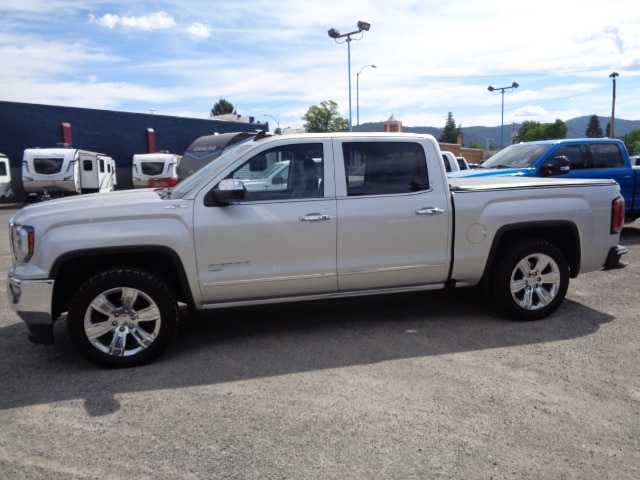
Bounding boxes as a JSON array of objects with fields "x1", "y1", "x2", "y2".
[
  {"x1": 328, "y1": 21, "x2": 371, "y2": 132},
  {"x1": 263, "y1": 114, "x2": 280, "y2": 132},
  {"x1": 356, "y1": 64, "x2": 376, "y2": 129},
  {"x1": 609, "y1": 72, "x2": 619, "y2": 138},
  {"x1": 487, "y1": 81, "x2": 519, "y2": 148}
]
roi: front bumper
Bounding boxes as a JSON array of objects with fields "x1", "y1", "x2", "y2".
[
  {"x1": 7, "y1": 274, "x2": 55, "y2": 344},
  {"x1": 603, "y1": 245, "x2": 629, "y2": 270}
]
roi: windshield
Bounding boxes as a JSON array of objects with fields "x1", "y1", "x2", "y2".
[
  {"x1": 481, "y1": 144, "x2": 552, "y2": 169},
  {"x1": 169, "y1": 141, "x2": 255, "y2": 199}
]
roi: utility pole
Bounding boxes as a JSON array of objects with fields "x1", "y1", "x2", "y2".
[{"x1": 610, "y1": 72, "x2": 619, "y2": 138}]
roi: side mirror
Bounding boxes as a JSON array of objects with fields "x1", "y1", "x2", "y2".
[
  {"x1": 540, "y1": 155, "x2": 570, "y2": 177},
  {"x1": 272, "y1": 176, "x2": 285, "y2": 185},
  {"x1": 209, "y1": 179, "x2": 245, "y2": 205}
]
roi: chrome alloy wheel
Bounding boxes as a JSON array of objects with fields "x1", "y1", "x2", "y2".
[
  {"x1": 83, "y1": 286, "x2": 162, "y2": 357},
  {"x1": 509, "y1": 253, "x2": 561, "y2": 311}
]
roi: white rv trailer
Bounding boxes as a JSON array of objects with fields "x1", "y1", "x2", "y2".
[
  {"x1": 0, "y1": 152, "x2": 13, "y2": 198},
  {"x1": 179, "y1": 131, "x2": 257, "y2": 180},
  {"x1": 22, "y1": 147, "x2": 117, "y2": 201},
  {"x1": 132, "y1": 152, "x2": 182, "y2": 188}
]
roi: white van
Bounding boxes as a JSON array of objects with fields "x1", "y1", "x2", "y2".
[
  {"x1": 22, "y1": 147, "x2": 117, "y2": 201},
  {"x1": 132, "y1": 152, "x2": 181, "y2": 188},
  {"x1": 0, "y1": 152, "x2": 13, "y2": 198}
]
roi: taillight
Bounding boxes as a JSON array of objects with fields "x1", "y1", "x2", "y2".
[{"x1": 611, "y1": 196, "x2": 625, "y2": 234}]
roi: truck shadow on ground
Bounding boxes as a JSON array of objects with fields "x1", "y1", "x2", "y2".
[{"x1": 0, "y1": 287, "x2": 614, "y2": 415}]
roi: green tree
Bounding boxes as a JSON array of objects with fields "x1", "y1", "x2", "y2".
[
  {"x1": 625, "y1": 129, "x2": 640, "y2": 155},
  {"x1": 210, "y1": 98, "x2": 237, "y2": 117},
  {"x1": 518, "y1": 119, "x2": 568, "y2": 142},
  {"x1": 524, "y1": 124, "x2": 549, "y2": 141},
  {"x1": 585, "y1": 115, "x2": 604, "y2": 138},
  {"x1": 544, "y1": 119, "x2": 569, "y2": 139},
  {"x1": 439, "y1": 112, "x2": 462, "y2": 144},
  {"x1": 516, "y1": 120, "x2": 540, "y2": 142},
  {"x1": 467, "y1": 141, "x2": 483, "y2": 149},
  {"x1": 302, "y1": 100, "x2": 349, "y2": 132}
]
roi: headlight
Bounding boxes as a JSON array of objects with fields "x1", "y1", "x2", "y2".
[{"x1": 10, "y1": 223, "x2": 34, "y2": 263}]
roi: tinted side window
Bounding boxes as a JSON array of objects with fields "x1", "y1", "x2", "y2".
[
  {"x1": 343, "y1": 142, "x2": 429, "y2": 196},
  {"x1": 228, "y1": 143, "x2": 324, "y2": 201},
  {"x1": 590, "y1": 143, "x2": 624, "y2": 168},
  {"x1": 554, "y1": 145, "x2": 585, "y2": 170}
]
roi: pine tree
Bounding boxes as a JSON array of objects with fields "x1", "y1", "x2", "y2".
[
  {"x1": 439, "y1": 112, "x2": 461, "y2": 144},
  {"x1": 585, "y1": 115, "x2": 604, "y2": 138}
]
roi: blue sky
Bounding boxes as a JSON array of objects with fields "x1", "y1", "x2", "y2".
[{"x1": 1, "y1": 1, "x2": 640, "y2": 132}]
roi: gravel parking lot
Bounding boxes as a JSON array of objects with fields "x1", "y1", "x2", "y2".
[{"x1": 0, "y1": 203, "x2": 638, "y2": 479}]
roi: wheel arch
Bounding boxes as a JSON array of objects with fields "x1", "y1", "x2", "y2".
[
  {"x1": 50, "y1": 246, "x2": 194, "y2": 321},
  {"x1": 481, "y1": 221, "x2": 580, "y2": 283}
]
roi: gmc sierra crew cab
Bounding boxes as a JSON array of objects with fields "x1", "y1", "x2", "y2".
[{"x1": 7, "y1": 132, "x2": 628, "y2": 367}]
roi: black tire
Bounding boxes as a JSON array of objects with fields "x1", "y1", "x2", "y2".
[
  {"x1": 67, "y1": 268, "x2": 179, "y2": 367},
  {"x1": 489, "y1": 238, "x2": 569, "y2": 321}
]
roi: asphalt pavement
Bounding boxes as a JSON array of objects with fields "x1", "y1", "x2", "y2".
[{"x1": 1, "y1": 203, "x2": 639, "y2": 479}]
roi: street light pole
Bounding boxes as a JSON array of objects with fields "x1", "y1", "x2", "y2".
[
  {"x1": 328, "y1": 21, "x2": 371, "y2": 132},
  {"x1": 347, "y1": 36, "x2": 352, "y2": 131},
  {"x1": 356, "y1": 64, "x2": 376, "y2": 129},
  {"x1": 263, "y1": 114, "x2": 280, "y2": 132},
  {"x1": 487, "y1": 82, "x2": 519, "y2": 148},
  {"x1": 609, "y1": 72, "x2": 619, "y2": 138}
]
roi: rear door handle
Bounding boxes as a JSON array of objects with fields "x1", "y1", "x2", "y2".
[{"x1": 299, "y1": 213, "x2": 333, "y2": 222}]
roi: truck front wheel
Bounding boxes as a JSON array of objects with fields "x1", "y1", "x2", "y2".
[
  {"x1": 489, "y1": 238, "x2": 569, "y2": 321},
  {"x1": 67, "y1": 268, "x2": 179, "y2": 367}
]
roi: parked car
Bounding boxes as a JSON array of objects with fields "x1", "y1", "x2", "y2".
[
  {"x1": 449, "y1": 138, "x2": 640, "y2": 222},
  {"x1": 441, "y1": 151, "x2": 460, "y2": 173},
  {"x1": 240, "y1": 160, "x2": 290, "y2": 191},
  {"x1": 456, "y1": 156, "x2": 470, "y2": 170}
]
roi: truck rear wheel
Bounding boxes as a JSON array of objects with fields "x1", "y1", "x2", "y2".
[
  {"x1": 489, "y1": 238, "x2": 569, "y2": 320},
  {"x1": 67, "y1": 268, "x2": 179, "y2": 367}
]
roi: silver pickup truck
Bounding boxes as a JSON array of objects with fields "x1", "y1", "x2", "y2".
[{"x1": 7, "y1": 132, "x2": 628, "y2": 367}]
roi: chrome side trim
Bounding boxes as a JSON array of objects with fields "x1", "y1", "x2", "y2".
[
  {"x1": 202, "y1": 272, "x2": 337, "y2": 287},
  {"x1": 339, "y1": 264, "x2": 447, "y2": 276},
  {"x1": 200, "y1": 282, "x2": 448, "y2": 310}
]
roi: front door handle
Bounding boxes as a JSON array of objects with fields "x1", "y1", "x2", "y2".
[{"x1": 415, "y1": 207, "x2": 444, "y2": 215}]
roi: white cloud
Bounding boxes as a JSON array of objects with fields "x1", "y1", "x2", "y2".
[
  {"x1": 186, "y1": 23, "x2": 210, "y2": 39},
  {"x1": 514, "y1": 106, "x2": 548, "y2": 118},
  {"x1": 3, "y1": 1, "x2": 640, "y2": 126},
  {"x1": 90, "y1": 11, "x2": 176, "y2": 31}
]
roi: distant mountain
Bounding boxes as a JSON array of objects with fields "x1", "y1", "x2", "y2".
[{"x1": 355, "y1": 116, "x2": 640, "y2": 148}]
